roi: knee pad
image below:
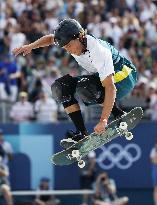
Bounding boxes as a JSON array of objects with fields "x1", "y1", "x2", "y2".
[
  {"x1": 51, "y1": 74, "x2": 78, "y2": 107},
  {"x1": 76, "y1": 75, "x2": 105, "y2": 105},
  {"x1": 51, "y1": 80, "x2": 63, "y2": 102}
]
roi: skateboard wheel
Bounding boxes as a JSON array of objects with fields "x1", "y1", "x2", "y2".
[
  {"x1": 78, "y1": 160, "x2": 85, "y2": 168},
  {"x1": 72, "y1": 150, "x2": 80, "y2": 158},
  {"x1": 126, "y1": 132, "x2": 133, "y2": 140},
  {"x1": 119, "y1": 122, "x2": 128, "y2": 130}
]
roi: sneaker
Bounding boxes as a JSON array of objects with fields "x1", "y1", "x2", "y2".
[{"x1": 60, "y1": 130, "x2": 85, "y2": 149}]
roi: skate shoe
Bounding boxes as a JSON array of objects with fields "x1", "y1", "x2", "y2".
[{"x1": 60, "y1": 130, "x2": 86, "y2": 149}]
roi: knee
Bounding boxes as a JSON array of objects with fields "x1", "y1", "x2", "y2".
[
  {"x1": 76, "y1": 78, "x2": 104, "y2": 105},
  {"x1": 51, "y1": 80, "x2": 62, "y2": 103},
  {"x1": 51, "y1": 74, "x2": 78, "y2": 107},
  {"x1": 76, "y1": 78, "x2": 88, "y2": 100}
]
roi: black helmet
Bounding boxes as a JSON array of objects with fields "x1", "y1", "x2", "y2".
[{"x1": 54, "y1": 19, "x2": 84, "y2": 47}]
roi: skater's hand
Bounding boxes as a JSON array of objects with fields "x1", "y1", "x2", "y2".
[
  {"x1": 94, "y1": 120, "x2": 107, "y2": 134},
  {"x1": 12, "y1": 44, "x2": 33, "y2": 57}
]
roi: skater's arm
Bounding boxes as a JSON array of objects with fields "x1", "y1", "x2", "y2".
[
  {"x1": 29, "y1": 34, "x2": 54, "y2": 49},
  {"x1": 94, "y1": 74, "x2": 116, "y2": 133},
  {"x1": 91, "y1": 41, "x2": 115, "y2": 124},
  {"x1": 100, "y1": 74, "x2": 116, "y2": 122},
  {"x1": 12, "y1": 34, "x2": 54, "y2": 56}
]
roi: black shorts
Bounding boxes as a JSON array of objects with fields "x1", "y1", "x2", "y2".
[{"x1": 73, "y1": 73, "x2": 105, "y2": 106}]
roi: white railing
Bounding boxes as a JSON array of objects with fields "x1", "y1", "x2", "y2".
[
  {"x1": 11, "y1": 190, "x2": 94, "y2": 196},
  {"x1": 0, "y1": 99, "x2": 102, "y2": 123}
]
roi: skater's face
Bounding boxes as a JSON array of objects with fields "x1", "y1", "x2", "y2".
[{"x1": 63, "y1": 39, "x2": 84, "y2": 56}]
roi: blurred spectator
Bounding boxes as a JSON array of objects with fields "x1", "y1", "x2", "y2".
[
  {"x1": 35, "y1": 177, "x2": 60, "y2": 205},
  {"x1": 0, "y1": 156, "x2": 13, "y2": 205},
  {"x1": 87, "y1": 15, "x2": 102, "y2": 38},
  {"x1": 42, "y1": 70, "x2": 60, "y2": 88},
  {"x1": 0, "y1": 129, "x2": 13, "y2": 205},
  {"x1": 139, "y1": 0, "x2": 157, "y2": 23},
  {"x1": 80, "y1": 151, "x2": 96, "y2": 205},
  {"x1": 150, "y1": 103, "x2": 157, "y2": 121},
  {"x1": 150, "y1": 144, "x2": 157, "y2": 205},
  {"x1": 6, "y1": 55, "x2": 21, "y2": 102},
  {"x1": 10, "y1": 91, "x2": 34, "y2": 122},
  {"x1": 29, "y1": 78, "x2": 43, "y2": 103},
  {"x1": 145, "y1": 85, "x2": 157, "y2": 120},
  {"x1": 109, "y1": 17, "x2": 123, "y2": 47},
  {"x1": 80, "y1": 151, "x2": 96, "y2": 189},
  {"x1": 0, "y1": 55, "x2": 20, "y2": 102},
  {"x1": 41, "y1": 56, "x2": 61, "y2": 89},
  {"x1": 0, "y1": 58, "x2": 8, "y2": 101},
  {"x1": 34, "y1": 92, "x2": 58, "y2": 123},
  {"x1": 44, "y1": 10, "x2": 59, "y2": 33},
  {"x1": 93, "y1": 172, "x2": 129, "y2": 205},
  {"x1": 0, "y1": 128, "x2": 13, "y2": 164},
  {"x1": 9, "y1": 24, "x2": 26, "y2": 54}
]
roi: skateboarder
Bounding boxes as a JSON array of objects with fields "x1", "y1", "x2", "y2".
[{"x1": 12, "y1": 19, "x2": 137, "y2": 146}]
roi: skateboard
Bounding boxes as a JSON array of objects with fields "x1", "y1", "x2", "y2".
[{"x1": 51, "y1": 107, "x2": 143, "y2": 168}]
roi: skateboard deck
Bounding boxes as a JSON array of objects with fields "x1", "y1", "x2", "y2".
[{"x1": 51, "y1": 107, "x2": 143, "y2": 167}]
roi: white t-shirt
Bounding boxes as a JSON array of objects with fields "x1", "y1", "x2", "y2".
[
  {"x1": 140, "y1": 2, "x2": 157, "y2": 22},
  {"x1": 44, "y1": 18, "x2": 59, "y2": 32},
  {"x1": 10, "y1": 32, "x2": 26, "y2": 53},
  {"x1": 72, "y1": 35, "x2": 114, "y2": 81},
  {"x1": 34, "y1": 98, "x2": 58, "y2": 123},
  {"x1": 10, "y1": 101, "x2": 34, "y2": 122},
  {"x1": 87, "y1": 22, "x2": 102, "y2": 38}
]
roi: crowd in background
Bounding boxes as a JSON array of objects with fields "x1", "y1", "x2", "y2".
[
  {"x1": 79, "y1": 151, "x2": 129, "y2": 205},
  {"x1": 1, "y1": 0, "x2": 157, "y2": 122}
]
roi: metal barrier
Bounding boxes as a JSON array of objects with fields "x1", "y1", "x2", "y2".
[
  {"x1": 11, "y1": 190, "x2": 94, "y2": 196},
  {"x1": 8, "y1": 190, "x2": 94, "y2": 205}
]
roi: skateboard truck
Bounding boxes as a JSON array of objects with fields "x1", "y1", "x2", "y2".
[
  {"x1": 117, "y1": 122, "x2": 133, "y2": 140},
  {"x1": 68, "y1": 150, "x2": 85, "y2": 168}
]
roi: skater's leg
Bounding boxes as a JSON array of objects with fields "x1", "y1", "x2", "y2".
[
  {"x1": 76, "y1": 74, "x2": 124, "y2": 120},
  {"x1": 65, "y1": 104, "x2": 88, "y2": 136},
  {"x1": 51, "y1": 74, "x2": 88, "y2": 136}
]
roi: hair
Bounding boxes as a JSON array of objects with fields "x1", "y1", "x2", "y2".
[{"x1": 78, "y1": 29, "x2": 87, "y2": 53}]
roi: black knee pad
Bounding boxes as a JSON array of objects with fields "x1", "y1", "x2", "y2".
[
  {"x1": 51, "y1": 74, "x2": 78, "y2": 108},
  {"x1": 76, "y1": 75, "x2": 105, "y2": 105}
]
